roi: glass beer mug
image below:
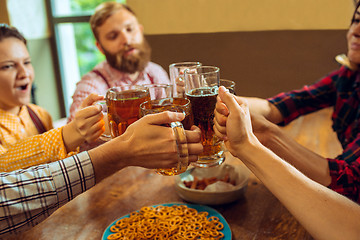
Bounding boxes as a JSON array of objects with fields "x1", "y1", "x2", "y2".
[
  {"x1": 106, "y1": 85, "x2": 150, "y2": 137},
  {"x1": 184, "y1": 66, "x2": 225, "y2": 168},
  {"x1": 140, "y1": 84, "x2": 193, "y2": 176}
]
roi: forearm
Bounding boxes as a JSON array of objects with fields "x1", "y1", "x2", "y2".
[
  {"x1": 260, "y1": 123, "x2": 331, "y2": 186},
  {"x1": 246, "y1": 97, "x2": 283, "y2": 123},
  {"x1": 88, "y1": 136, "x2": 128, "y2": 183},
  {"x1": 236, "y1": 140, "x2": 360, "y2": 240},
  {"x1": 0, "y1": 152, "x2": 95, "y2": 237},
  {"x1": 88, "y1": 112, "x2": 202, "y2": 183}
]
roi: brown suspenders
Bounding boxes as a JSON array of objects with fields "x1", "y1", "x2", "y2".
[
  {"x1": 92, "y1": 69, "x2": 111, "y2": 88},
  {"x1": 26, "y1": 105, "x2": 47, "y2": 134},
  {"x1": 0, "y1": 106, "x2": 46, "y2": 145}
]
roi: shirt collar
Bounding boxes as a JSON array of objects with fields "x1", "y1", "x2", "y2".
[{"x1": 0, "y1": 105, "x2": 28, "y2": 129}]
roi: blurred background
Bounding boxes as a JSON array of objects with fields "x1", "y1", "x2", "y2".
[{"x1": 0, "y1": 0, "x2": 355, "y2": 120}]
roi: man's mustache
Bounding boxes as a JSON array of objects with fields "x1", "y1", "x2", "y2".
[
  {"x1": 102, "y1": 37, "x2": 151, "y2": 73},
  {"x1": 117, "y1": 43, "x2": 142, "y2": 56}
]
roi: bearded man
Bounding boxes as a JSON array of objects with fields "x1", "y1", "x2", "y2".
[{"x1": 68, "y1": 2, "x2": 170, "y2": 121}]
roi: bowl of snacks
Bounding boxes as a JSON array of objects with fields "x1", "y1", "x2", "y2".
[{"x1": 175, "y1": 163, "x2": 250, "y2": 205}]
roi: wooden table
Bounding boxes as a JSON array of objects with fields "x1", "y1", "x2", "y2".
[{"x1": 17, "y1": 108, "x2": 342, "y2": 240}]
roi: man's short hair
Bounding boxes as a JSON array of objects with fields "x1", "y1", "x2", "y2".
[{"x1": 90, "y1": 2, "x2": 136, "y2": 41}]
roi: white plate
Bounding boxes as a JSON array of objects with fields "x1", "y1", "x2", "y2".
[{"x1": 175, "y1": 164, "x2": 250, "y2": 205}]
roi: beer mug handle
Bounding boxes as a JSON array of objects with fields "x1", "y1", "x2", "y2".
[
  {"x1": 170, "y1": 122, "x2": 189, "y2": 173},
  {"x1": 95, "y1": 100, "x2": 112, "y2": 142}
]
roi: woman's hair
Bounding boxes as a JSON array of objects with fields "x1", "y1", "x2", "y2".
[
  {"x1": 351, "y1": 1, "x2": 360, "y2": 24},
  {"x1": 0, "y1": 24, "x2": 26, "y2": 44},
  {"x1": 90, "y1": 2, "x2": 136, "y2": 40}
]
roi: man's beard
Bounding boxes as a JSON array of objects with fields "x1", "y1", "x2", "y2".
[{"x1": 102, "y1": 38, "x2": 151, "y2": 74}]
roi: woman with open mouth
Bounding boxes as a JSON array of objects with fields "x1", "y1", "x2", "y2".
[{"x1": 0, "y1": 24, "x2": 105, "y2": 172}]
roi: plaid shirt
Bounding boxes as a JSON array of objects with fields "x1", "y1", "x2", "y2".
[
  {"x1": 68, "y1": 61, "x2": 170, "y2": 121},
  {"x1": 268, "y1": 66, "x2": 360, "y2": 202},
  {"x1": 0, "y1": 151, "x2": 95, "y2": 238}
]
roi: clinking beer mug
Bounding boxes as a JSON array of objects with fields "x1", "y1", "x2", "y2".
[
  {"x1": 106, "y1": 85, "x2": 150, "y2": 138},
  {"x1": 169, "y1": 62, "x2": 202, "y2": 98},
  {"x1": 140, "y1": 84, "x2": 194, "y2": 176},
  {"x1": 184, "y1": 66, "x2": 225, "y2": 168}
]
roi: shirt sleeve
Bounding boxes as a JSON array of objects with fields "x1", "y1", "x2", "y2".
[
  {"x1": 327, "y1": 138, "x2": 360, "y2": 203},
  {"x1": 155, "y1": 67, "x2": 170, "y2": 84},
  {"x1": 0, "y1": 151, "x2": 95, "y2": 237},
  {"x1": 68, "y1": 73, "x2": 107, "y2": 122},
  {"x1": 0, "y1": 127, "x2": 74, "y2": 172},
  {"x1": 149, "y1": 62, "x2": 170, "y2": 85},
  {"x1": 267, "y1": 73, "x2": 337, "y2": 126}
]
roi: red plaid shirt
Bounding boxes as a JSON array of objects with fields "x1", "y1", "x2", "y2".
[{"x1": 268, "y1": 66, "x2": 360, "y2": 202}]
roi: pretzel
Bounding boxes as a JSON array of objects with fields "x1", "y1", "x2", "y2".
[{"x1": 107, "y1": 205, "x2": 225, "y2": 239}]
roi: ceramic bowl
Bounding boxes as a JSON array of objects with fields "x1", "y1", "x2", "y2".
[{"x1": 175, "y1": 163, "x2": 250, "y2": 205}]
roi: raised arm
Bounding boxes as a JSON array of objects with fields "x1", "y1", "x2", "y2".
[
  {"x1": 89, "y1": 111, "x2": 203, "y2": 182},
  {"x1": 62, "y1": 93, "x2": 104, "y2": 152},
  {"x1": 215, "y1": 93, "x2": 332, "y2": 187},
  {"x1": 214, "y1": 87, "x2": 360, "y2": 240},
  {"x1": 0, "y1": 111, "x2": 203, "y2": 237},
  {"x1": 0, "y1": 152, "x2": 95, "y2": 237},
  {"x1": 245, "y1": 96, "x2": 284, "y2": 124}
]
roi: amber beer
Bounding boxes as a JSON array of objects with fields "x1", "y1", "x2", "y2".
[
  {"x1": 186, "y1": 87, "x2": 223, "y2": 165},
  {"x1": 173, "y1": 98, "x2": 194, "y2": 130},
  {"x1": 107, "y1": 87, "x2": 150, "y2": 137},
  {"x1": 141, "y1": 98, "x2": 194, "y2": 129},
  {"x1": 140, "y1": 98, "x2": 193, "y2": 176}
]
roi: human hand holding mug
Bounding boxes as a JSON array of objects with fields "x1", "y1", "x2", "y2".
[{"x1": 140, "y1": 85, "x2": 194, "y2": 176}]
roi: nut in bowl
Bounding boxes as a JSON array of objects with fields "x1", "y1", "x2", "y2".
[{"x1": 175, "y1": 163, "x2": 250, "y2": 205}]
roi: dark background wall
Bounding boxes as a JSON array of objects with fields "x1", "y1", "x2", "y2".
[{"x1": 147, "y1": 29, "x2": 347, "y2": 98}]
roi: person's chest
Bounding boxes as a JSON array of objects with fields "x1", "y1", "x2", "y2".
[{"x1": 0, "y1": 112, "x2": 39, "y2": 146}]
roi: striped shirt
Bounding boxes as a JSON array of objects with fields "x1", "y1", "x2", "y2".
[
  {"x1": 68, "y1": 61, "x2": 170, "y2": 121},
  {"x1": 0, "y1": 105, "x2": 75, "y2": 172},
  {"x1": 268, "y1": 66, "x2": 360, "y2": 202},
  {"x1": 0, "y1": 151, "x2": 95, "y2": 238}
]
